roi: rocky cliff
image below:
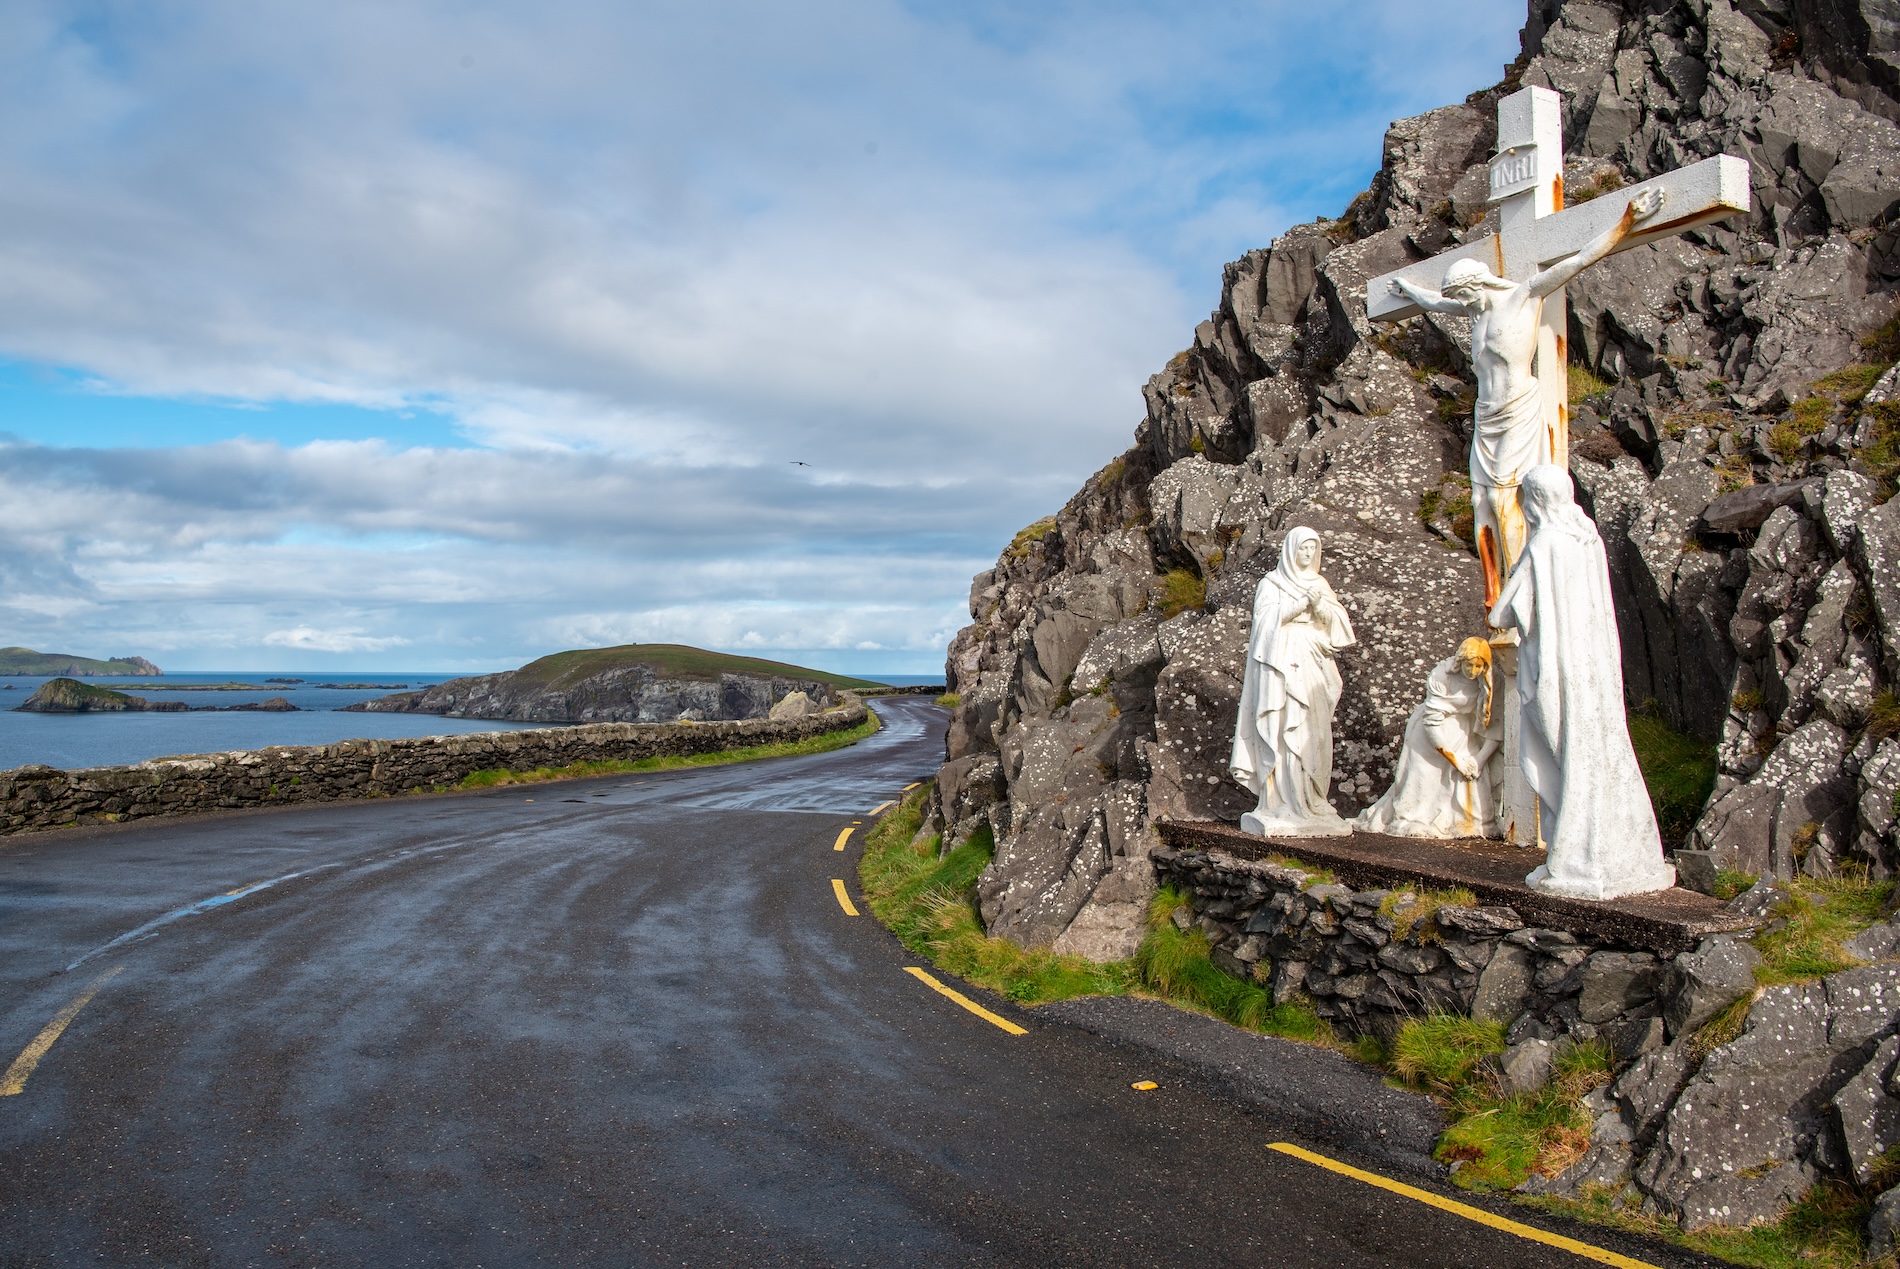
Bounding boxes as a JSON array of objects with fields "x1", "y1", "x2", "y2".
[
  {"x1": 931, "y1": 0, "x2": 1900, "y2": 960},
  {"x1": 352, "y1": 643, "x2": 869, "y2": 724}
]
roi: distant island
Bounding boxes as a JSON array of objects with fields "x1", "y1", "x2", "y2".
[
  {"x1": 349, "y1": 643, "x2": 879, "y2": 724},
  {"x1": 0, "y1": 647, "x2": 162, "y2": 677},
  {"x1": 15, "y1": 679, "x2": 295, "y2": 714}
]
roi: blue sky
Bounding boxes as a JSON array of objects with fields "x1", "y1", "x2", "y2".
[{"x1": 0, "y1": 0, "x2": 1523, "y2": 674}]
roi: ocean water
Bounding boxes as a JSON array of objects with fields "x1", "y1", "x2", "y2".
[
  {"x1": 0, "y1": 673, "x2": 545, "y2": 773},
  {"x1": 0, "y1": 669, "x2": 935, "y2": 773}
]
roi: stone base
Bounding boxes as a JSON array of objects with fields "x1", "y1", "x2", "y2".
[
  {"x1": 1240, "y1": 810, "x2": 1351, "y2": 838},
  {"x1": 1158, "y1": 819, "x2": 1754, "y2": 955}
]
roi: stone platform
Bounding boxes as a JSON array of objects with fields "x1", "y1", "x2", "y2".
[{"x1": 1156, "y1": 820, "x2": 1755, "y2": 955}]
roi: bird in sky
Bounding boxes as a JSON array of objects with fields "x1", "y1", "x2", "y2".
[{"x1": 790, "y1": 461, "x2": 811, "y2": 467}]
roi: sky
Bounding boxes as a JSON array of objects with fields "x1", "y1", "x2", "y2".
[{"x1": 0, "y1": 0, "x2": 1524, "y2": 675}]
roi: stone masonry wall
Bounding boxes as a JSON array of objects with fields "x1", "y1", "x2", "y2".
[{"x1": 0, "y1": 699, "x2": 868, "y2": 836}]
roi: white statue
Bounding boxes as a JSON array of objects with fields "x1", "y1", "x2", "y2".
[
  {"x1": 1354, "y1": 637, "x2": 1503, "y2": 839},
  {"x1": 1231, "y1": 527, "x2": 1356, "y2": 838},
  {"x1": 1388, "y1": 187, "x2": 1664, "y2": 605},
  {"x1": 1487, "y1": 466, "x2": 1676, "y2": 899}
]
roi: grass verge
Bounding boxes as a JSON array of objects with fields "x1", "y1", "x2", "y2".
[{"x1": 456, "y1": 710, "x2": 880, "y2": 789}]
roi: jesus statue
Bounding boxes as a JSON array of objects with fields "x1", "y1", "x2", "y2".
[{"x1": 1388, "y1": 187, "x2": 1664, "y2": 604}]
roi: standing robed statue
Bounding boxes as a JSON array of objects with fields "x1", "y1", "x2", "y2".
[
  {"x1": 1488, "y1": 466, "x2": 1676, "y2": 899},
  {"x1": 1230, "y1": 527, "x2": 1356, "y2": 838}
]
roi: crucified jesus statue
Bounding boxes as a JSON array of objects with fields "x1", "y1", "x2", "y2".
[{"x1": 1388, "y1": 186, "x2": 1664, "y2": 604}]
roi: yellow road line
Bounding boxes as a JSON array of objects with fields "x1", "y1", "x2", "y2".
[
  {"x1": 903, "y1": 967, "x2": 1027, "y2": 1036},
  {"x1": 831, "y1": 878, "x2": 859, "y2": 916},
  {"x1": 2, "y1": 966, "x2": 125, "y2": 1097},
  {"x1": 833, "y1": 826, "x2": 855, "y2": 852},
  {"x1": 868, "y1": 800, "x2": 894, "y2": 815},
  {"x1": 1265, "y1": 1143, "x2": 1660, "y2": 1268}
]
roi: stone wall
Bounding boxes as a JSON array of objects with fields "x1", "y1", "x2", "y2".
[
  {"x1": 1159, "y1": 843, "x2": 1900, "y2": 1232},
  {"x1": 0, "y1": 699, "x2": 869, "y2": 836}
]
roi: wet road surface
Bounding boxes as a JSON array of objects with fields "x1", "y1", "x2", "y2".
[{"x1": 0, "y1": 698, "x2": 1711, "y2": 1267}]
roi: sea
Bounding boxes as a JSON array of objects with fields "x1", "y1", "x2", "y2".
[{"x1": 0, "y1": 670, "x2": 942, "y2": 773}]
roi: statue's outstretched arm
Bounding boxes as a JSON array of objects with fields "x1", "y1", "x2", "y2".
[
  {"x1": 1388, "y1": 277, "x2": 1469, "y2": 316},
  {"x1": 1529, "y1": 187, "x2": 1664, "y2": 298}
]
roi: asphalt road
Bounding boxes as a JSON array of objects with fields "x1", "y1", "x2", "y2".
[{"x1": 0, "y1": 698, "x2": 1714, "y2": 1268}]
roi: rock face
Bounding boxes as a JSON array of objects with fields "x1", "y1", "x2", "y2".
[
  {"x1": 15, "y1": 678, "x2": 186, "y2": 713},
  {"x1": 353, "y1": 645, "x2": 849, "y2": 724},
  {"x1": 931, "y1": 0, "x2": 1900, "y2": 955}
]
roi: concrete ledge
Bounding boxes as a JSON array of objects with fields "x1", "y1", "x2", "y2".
[{"x1": 1156, "y1": 819, "x2": 1754, "y2": 955}]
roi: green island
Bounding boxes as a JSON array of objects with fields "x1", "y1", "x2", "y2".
[{"x1": 0, "y1": 647, "x2": 161, "y2": 677}]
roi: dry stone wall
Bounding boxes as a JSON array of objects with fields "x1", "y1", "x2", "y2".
[{"x1": 0, "y1": 700, "x2": 868, "y2": 836}]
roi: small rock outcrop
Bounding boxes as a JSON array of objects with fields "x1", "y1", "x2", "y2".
[
  {"x1": 15, "y1": 678, "x2": 186, "y2": 713},
  {"x1": 929, "y1": 0, "x2": 1900, "y2": 963}
]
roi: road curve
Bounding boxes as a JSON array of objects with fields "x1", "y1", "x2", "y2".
[{"x1": 0, "y1": 698, "x2": 1708, "y2": 1268}]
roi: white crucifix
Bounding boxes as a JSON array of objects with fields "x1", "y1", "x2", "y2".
[
  {"x1": 1366, "y1": 85, "x2": 1750, "y2": 608},
  {"x1": 1366, "y1": 85, "x2": 1748, "y2": 849}
]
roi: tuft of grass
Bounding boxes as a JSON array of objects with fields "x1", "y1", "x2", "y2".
[
  {"x1": 1007, "y1": 516, "x2": 1059, "y2": 561},
  {"x1": 1688, "y1": 990, "x2": 1758, "y2": 1063},
  {"x1": 1380, "y1": 887, "x2": 1477, "y2": 942},
  {"x1": 1155, "y1": 569, "x2": 1206, "y2": 620},
  {"x1": 457, "y1": 711, "x2": 879, "y2": 789},
  {"x1": 1815, "y1": 363, "x2": 1887, "y2": 406},
  {"x1": 1715, "y1": 869, "x2": 1760, "y2": 901},
  {"x1": 1862, "y1": 313, "x2": 1900, "y2": 364},
  {"x1": 1627, "y1": 712, "x2": 1718, "y2": 849},
  {"x1": 1432, "y1": 1035, "x2": 1614, "y2": 1192},
  {"x1": 1732, "y1": 689, "x2": 1766, "y2": 714},
  {"x1": 1867, "y1": 691, "x2": 1900, "y2": 742},
  {"x1": 1752, "y1": 873, "x2": 1894, "y2": 988},
  {"x1": 1566, "y1": 169, "x2": 1626, "y2": 206},
  {"x1": 935, "y1": 692, "x2": 961, "y2": 709},
  {"x1": 1099, "y1": 456, "x2": 1127, "y2": 486},
  {"x1": 1567, "y1": 364, "x2": 1614, "y2": 408},
  {"x1": 1134, "y1": 912, "x2": 1332, "y2": 1041},
  {"x1": 1391, "y1": 1014, "x2": 1504, "y2": 1094},
  {"x1": 1265, "y1": 853, "x2": 1338, "y2": 886}
]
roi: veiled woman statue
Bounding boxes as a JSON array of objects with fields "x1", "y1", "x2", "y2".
[
  {"x1": 1354, "y1": 637, "x2": 1503, "y2": 839},
  {"x1": 1230, "y1": 527, "x2": 1356, "y2": 837},
  {"x1": 1488, "y1": 465, "x2": 1676, "y2": 899}
]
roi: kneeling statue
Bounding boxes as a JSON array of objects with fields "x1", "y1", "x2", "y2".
[{"x1": 1354, "y1": 637, "x2": 1502, "y2": 839}]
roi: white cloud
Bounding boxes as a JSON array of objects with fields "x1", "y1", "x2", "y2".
[
  {"x1": 262, "y1": 627, "x2": 413, "y2": 654},
  {"x1": 0, "y1": 0, "x2": 1524, "y2": 669}
]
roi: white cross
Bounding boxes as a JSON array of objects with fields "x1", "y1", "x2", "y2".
[
  {"x1": 1366, "y1": 86, "x2": 1749, "y2": 600},
  {"x1": 1368, "y1": 89, "x2": 1748, "y2": 847}
]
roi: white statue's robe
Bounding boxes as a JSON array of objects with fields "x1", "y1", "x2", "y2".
[
  {"x1": 1354, "y1": 657, "x2": 1500, "y2": 839},
  {"x1": 1231, "y1": 529, "x2": 1356, "y2": 837},
  {"x1": 1491, "y1": 469, "x2": 1676, "y2": 899}
]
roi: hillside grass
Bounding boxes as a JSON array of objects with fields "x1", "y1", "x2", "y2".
[
  {"x1": 1627, "y1": 711, "x2": 1719, "y2": 848},
  {"x1": 506, "y1": 643, "x2": 884, "y2": 693},
  {"x1": 455, "y1": 710, "x2": 879, "y2": 789}
]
